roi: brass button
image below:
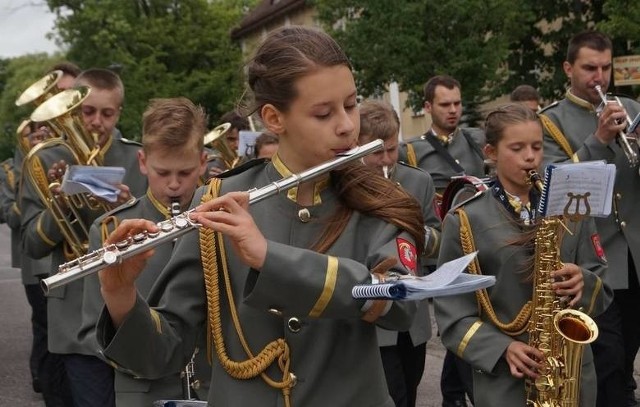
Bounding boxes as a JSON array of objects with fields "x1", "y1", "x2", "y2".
[
  {"x1": 616, "y1": 193, "x2": 622, "y2": 200},
  {"x1": 620, "y1": 221, "x2": 627, "y2": 228},
  {"x1": 268, "y1": 308, "x2": 282, "y2": 317},
  {"x1": 298, "y1": 208, "x2": 311, "y2": 223},
  {"x1": 287, "y1": 317, "x2": 302, "y2": 333}
]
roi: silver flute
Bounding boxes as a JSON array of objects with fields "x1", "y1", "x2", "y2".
[
  {"x1": 41, "y1": 139, "x2": 383, "y2": 293},
  {"x1": 594, "y1": 85, "x2": 639, "y2": 167}
]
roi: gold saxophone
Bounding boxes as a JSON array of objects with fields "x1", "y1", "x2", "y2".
[{"x1": 525, "y1": 170, "x2": 599, "y2": 407}]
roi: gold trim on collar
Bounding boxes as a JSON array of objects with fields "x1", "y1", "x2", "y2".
[
  {"x1": 566, "y1": 90, "x2": 596, "y2": 111},
  {"x1": 271, "y1": 153, "x2": 328, "y2": 205},
  {"x1": 309, "y1": 256, "x2": 338, "y2": 317},
  {"x1": 457, "y1": 320, "x2": 482, "y2": 358},
  {"x1": 97, "y1": 132, "x2": 114, "y2": 161},
  {"x1": 146, "y1": 188, "x2": 170, "y2": 219}
]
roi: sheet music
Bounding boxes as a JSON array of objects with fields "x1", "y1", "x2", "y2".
[
  {"x1": 352, "y1": 251, "x2": 496, "y2": 300},
  {"x1": 543, "y1": 161, "x2": 616, "y2": 218},
  {"x1": 61, "y1": 165, "x2": 125, "y2": 203}
]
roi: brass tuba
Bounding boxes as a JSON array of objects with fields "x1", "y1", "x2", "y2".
[
  {"x1": 22, "y1": 87, "x2": 110, "y2": 260},
  {"x1": 204, "y1": 122, "x2": 239, "y2": 169},
  {"x1": 15, "y1": 70, "x2": 64, "y2": 107},
  {"x1": 525, "y1": 170, "x2": 599, "y2": 407}
]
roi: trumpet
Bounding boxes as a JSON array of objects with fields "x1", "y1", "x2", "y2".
[
  {"x1": 594, "y1": 85, "x2": 639, "y2": 167},
  {"x1": 41, "y1": 139, "x2": 384, "y2": 293}
]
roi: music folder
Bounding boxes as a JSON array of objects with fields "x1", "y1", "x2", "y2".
[{"x1": 352, "y1": 252, "x2": 496, "y2": 301}]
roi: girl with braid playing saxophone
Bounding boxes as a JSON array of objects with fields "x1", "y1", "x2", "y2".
[{"x1": 434, "y1": 103, "x2": 612, "y2": 406}]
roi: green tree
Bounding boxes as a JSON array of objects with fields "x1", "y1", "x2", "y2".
[
  {"x1": 46, "y1": 0, "x2": 250, "y2": 139},
  {"x1": 315, "y1": 0, "x2": 532, "y2": 125}
]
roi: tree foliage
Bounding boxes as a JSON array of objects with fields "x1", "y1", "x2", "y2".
[
  {"x1": 315, "y1": 0, "x2": 639, "y2": 119},
  {"x1": 45, "y1": 0, "x2": 251, "y2": 139}
]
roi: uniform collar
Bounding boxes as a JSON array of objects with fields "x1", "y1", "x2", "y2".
[
  {"x1": 566, "y1": 89, "x2": 597, "y2": 112},
  {"x1": 271, "y1": 153, "x2": 329, "y2": 205},
  {"x1": 146, "y1": 188, "x2": 170, "y2": 219},
  {"x1": 427, "y1": 127, "x2": 459, "y2": 146},
  {"x1": 97, "y1": 131, "x2": 115, "y2": 161}
]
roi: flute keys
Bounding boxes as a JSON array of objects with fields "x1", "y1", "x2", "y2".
[
  {"x1": 174, "y1": 216, "x2": 188, "y2": 229},
  {"x1": 161, "y1": 222, "x2": 174, "y2": 233},
  {"x1": 116, "y1": 237, "x2": 132, "y2": 250},
  {"x1": 133, "y1": 232, "x2": 147, "y2": 243},
  {"x1": 147, "y1": 230, "x2": 160, "y2": 239},
  {"x1": 103, "y1": 250, "x2": 119, "y2": 265}
]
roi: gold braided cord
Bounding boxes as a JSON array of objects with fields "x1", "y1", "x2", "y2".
[
  {"x1": 456, "y1": 208, "x2": 531, "y2": 337},
  {"x1": 539, "y1": 114, "x2": 574, "y2": 158},
  {"x1": 199, "y1": 179, "x2": 295, "y2": 407}
]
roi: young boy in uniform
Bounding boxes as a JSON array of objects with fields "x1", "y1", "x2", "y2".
[{"x1": 79, "y1": 97, "x2": 210, "y2": 406}]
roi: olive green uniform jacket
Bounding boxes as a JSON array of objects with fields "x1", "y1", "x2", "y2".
[
  {"x1": 540, "y1": 91, "x2": 640, "y2": 290},
  {"x1": 377, "y1": 163, "x2": 441, "y2": 347},
  {"x1": 434, "y1": 190, "x2": 612, "y2": 407},
  {"x1": 97, "y1": 160, "x2": 419, "y2": 407},
  {"x1": 398, "y1": 128, "x2": 486, "y2": 192},
  {"x1": 81, "y1": 192, "x2": 210, "y2": 406},
  {"x1": 20, "y1": 134, "x2": 146, "y2": 354}
]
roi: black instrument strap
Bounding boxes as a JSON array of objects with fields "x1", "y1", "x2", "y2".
[
  {"x1": 460, "y1": 129, "x2": 485, "y2": 161},
  {"x1": 423, "y1": 132, "x2": 465, "y2": 173}
]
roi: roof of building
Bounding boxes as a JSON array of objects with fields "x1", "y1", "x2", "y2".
[{"x1": 231, "y1": 0, "x2": 307, "y2": 40}]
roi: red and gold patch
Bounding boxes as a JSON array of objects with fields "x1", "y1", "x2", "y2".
[
  {"x1": 396, "y1": 238, "x2": 417, "y2": 275},
  {"x1": 591, "y1": 233, "x2": 606, "y2": 262}
]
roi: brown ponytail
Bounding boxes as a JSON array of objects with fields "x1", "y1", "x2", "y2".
[{"x1": 311, "y1": 163, "x2": 425, "y2": 254}]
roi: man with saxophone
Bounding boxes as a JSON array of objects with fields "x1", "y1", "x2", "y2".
[
  {"x1": 540, "y1": 30, "x2": 640, "y2": 407},
  {"x1": 20, "y1": 68, "x2": 146, "y2": 407}
]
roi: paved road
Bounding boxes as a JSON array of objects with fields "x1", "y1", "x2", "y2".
[{"x1": 0, "y1": 222, "x2": 637, "y2": 406}]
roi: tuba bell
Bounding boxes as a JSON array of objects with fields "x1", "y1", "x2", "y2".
[
  {"x1": 204, "y1": 122, "x2": 239, "y2": 169},
  {"x1": 15, "y1": 70, "x2": 64, "y2": 107},
  {"x1": 22, "y1": 87, "x2": 110, "y2": 260}
]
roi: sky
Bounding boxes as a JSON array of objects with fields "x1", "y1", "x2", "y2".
[{"x1": 0, "y1": 0, "x2": 60, "y2": 58}]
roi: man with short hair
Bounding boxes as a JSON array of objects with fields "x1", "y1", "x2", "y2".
[
  {"x1": 540, "y1": 30, "x2": 640, "y2": 407},
  {"x1": 510, "y1": 84, "x2": 541, "y2": 112},
  {"x1": 399, "y1": 75, "x2": 485, "y2": 407}
]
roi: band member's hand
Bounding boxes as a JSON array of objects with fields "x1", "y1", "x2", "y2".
[
  {"x1": 595, "y1": 102, "x2": 627, "y2": 144},
  {"x1": 504, "y1": 341, "x2": 543, "y2": 380},
  {"x1": 114, "y1": 183, "x2": 133, "y2": 205},
  {"x1": 47, "y1": 160, "x2": 68, "y2": 183},
  {"x1": 552, "y1": 263, "x2": 584, "y2": 307},
  {"x1": 99, "y1": 218, "x2": 158, "y2": 326},
  {"x1": 190, "y1": 192, "x2": 267, "y2": 270}
]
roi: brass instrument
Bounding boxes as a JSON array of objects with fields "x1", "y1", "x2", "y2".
[
  {"x1": 23, "y1": 87, "x2": 110, "y2": 260},
  {"x1": 16, "y1": 119, "x2": 33, "y2": 157},
  {"x1": 525, "y1": 170, "x2": 599, "y2": 407},
  {"x1": 42, "y1": 139, "x2": 384, "y2": 292},
  {"x1": 204, "y1": 122, "x2": 238, "y2": 169},
  {"x1": 15, "y1": 70, "x2": 63, "y2": 107},
  {"x1": 594, "y1": 85, "x2": 639, "y2": 167}
]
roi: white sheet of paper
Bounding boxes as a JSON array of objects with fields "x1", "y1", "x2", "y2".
[{"x1": 61, "y1": 165, "x2": 125, "y2": 203}]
